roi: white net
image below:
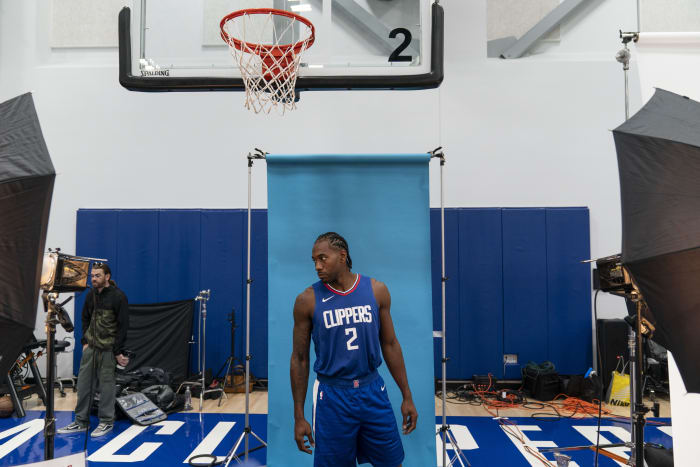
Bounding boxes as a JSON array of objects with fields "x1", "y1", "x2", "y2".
[{"x1": 221, "y1": 9, "x2": 315, "y2": 115}]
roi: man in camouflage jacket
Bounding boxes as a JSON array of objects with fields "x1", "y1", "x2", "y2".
[{"x1": 58, "y1": 263, "x2": 130, "y2": 438}]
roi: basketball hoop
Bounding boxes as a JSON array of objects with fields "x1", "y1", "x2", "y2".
[{"x1": 220, "y1": 9, "x2": 315, "y2": 114}]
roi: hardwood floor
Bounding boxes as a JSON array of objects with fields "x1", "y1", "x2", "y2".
[{"x1": 23, "y1": 387, "x2": 670, "y2": 419}]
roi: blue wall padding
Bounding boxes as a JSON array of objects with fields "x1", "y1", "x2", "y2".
[
  {"x1": 75, "y1": 207, "x2": 591, "y2": 383},
  {"x1": 74, "y1": 209, "x2": 267, "y2": 380},
  {"x1": 116, "y1": 210, "x2": 159, "y2": 304},
  {"x1": 430, "y1": 208, "x2": 459, "y2": 381},
  {"x1": 74, "y1": 210, "x2": 118, "y2": 372},
  {"x1": 546, "y1": 208, "x2": 592, "y2": 374},
  {"x1": 457, "y1": 209, "x2": 505, "y2": 378},
  {"x1": 503, "y1": 209, "x2": 549, "y2": 378},
  {"x1": 430, "y1": 208, "x2": 505, "y2": 380},
  {"x1": 266, "y1": 154, "x2": 436, "y2": 467},
  {"x1": 248, "y1": 210, "x2": 269, "y2": 373},
  {"x1": 199, "y1": 210, "x2": 247, "y2": 377},
  {"x1": 158, "y1": 210, "x2": 202, "y2": 302}
]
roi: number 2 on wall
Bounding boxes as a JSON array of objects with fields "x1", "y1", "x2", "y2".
[{"x1": 345, "y1": 327, "x2": 359, "y2": 350}]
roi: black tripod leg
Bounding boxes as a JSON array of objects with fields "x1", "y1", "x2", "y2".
[
  {"x1": 29, "y1": 356, "x2": 48, "y2": 405},
  {"x1": 218, "y1": 357, "x2": 232, "y2": 392},
  {"x1": 5, "y1": 372, "x2": 25, "y2": 418}
]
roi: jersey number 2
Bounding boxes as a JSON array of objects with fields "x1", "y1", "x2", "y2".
[{"x1": 345, "y1": 328, "x2": 359, "y2": 350}]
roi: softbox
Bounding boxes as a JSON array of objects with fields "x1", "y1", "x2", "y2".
[
  {"x1": 613, "y1": 88, "x2": 700, "y2": 393},
  {"x1": 0, "y1": 93, "x2": 55, "y2": 376}
]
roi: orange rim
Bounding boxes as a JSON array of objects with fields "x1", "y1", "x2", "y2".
[{"x1": 220, "y1": 8, "x2": 316, "y2": 56}]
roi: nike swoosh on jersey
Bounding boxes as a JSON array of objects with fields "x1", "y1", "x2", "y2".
[
  {"x1": 381, "y1": 385, "x2": 385, "y2": 391},
  {"x1": 322, "y1": 296, "x2": 334, "y2": 302}
]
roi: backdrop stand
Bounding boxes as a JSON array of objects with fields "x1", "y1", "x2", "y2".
[
  {"x1": 223, "y1": 149, "x2": 267, "y2": 466},
  {"x1": 430, "y1": 147, "x2": 470, "y2": 467}
]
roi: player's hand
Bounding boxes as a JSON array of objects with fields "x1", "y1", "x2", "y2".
[
  {"x1": 294, "y1": 418, "x2": 314, "y2": 454},
  {"x1": 401, "y1": 398, "x2": 417, "y2": 434},
  {"x1": 83, "y1": 344, "x2": 88, "y2": 351}
]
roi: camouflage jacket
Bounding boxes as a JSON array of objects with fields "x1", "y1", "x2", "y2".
[{"x1": 81, "y1": 285, "x2": 129, "y2": 354}]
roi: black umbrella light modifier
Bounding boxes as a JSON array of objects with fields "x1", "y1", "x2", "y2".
[
  {"x1": 0, "y1": 93, "x2": 55, "y2": 377},
  {"x1": 613, "y1": 88, "x2": 700, "y2": 393}
]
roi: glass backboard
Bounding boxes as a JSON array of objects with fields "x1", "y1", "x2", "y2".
[{"x1": 118, "y1": 0, "x2": 443, "y2": 91}]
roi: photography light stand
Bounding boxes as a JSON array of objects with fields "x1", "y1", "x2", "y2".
[
  {"x1": 547, "y1": 36, "x2": 645, "y2": 467},
  {"x1": 574, "y1": 253, "x2": 654, "y2": 467},
  {"x1": 42, "y1": 292, "x2": 59, "y2": 460},
  {"x1": 616, "y1": 31, "x2": 638, "y2": 121},
  {"x1": 430, "y1": 148, "x2": 471, "y2": 467},
  {"x1": 622, "y1": 288, "x2": 652, "y2": 467},
  {"x1": 194, "y1": 290, "x2": 226, "y2": 410},
  {"x1": 223, "y1": 149, "x2": 267, "y2": 466},
  {"x1": 617, "y1": 32, "x2": 649, "y2": 467},
  {"x1": 42, "y1": 292, "x2": 79, "y2": 459},
  {"x1": 39, "y1": 250, "x2": 104, "y2": 461}
]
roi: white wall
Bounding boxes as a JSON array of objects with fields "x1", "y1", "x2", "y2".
[
  {"x1": 1, "y1": 0, "x2": 640, "y2": 378},
  {"x1": 633, "y1": 32, "x2": 700, "y2": 467}
]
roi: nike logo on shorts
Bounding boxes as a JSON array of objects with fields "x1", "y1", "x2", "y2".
[
  {"x1": 322, "y1": 296, "x2": 333, "y2": 302},
  {"x1": 381, "y1": 385, "x2": 385, "y2": 391}
]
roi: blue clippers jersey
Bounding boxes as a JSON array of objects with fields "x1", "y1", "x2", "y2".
[{"x1": 311, "y1": 274, "x2": 383, "y2": 379}]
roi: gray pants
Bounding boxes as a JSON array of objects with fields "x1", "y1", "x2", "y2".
[{"x1": 75, "y1": 346, "x2": 116, "y2": 424}]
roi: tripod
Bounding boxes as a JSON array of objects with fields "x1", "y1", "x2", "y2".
[
  {"x1": 431, "y1": 148, "x2": 470, "y2": 467},
  {"x1": 222, "y1": 150, "x2": 267, "y2": 466},
  {"x1": 218, "y1": 309, "x2": 245, "y2": 392}
]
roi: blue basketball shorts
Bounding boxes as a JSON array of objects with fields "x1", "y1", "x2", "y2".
[{"x1": 312, "y1": 373, "x2": 404, "y2": 467}]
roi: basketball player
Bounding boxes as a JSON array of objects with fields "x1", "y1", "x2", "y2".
[{"x1": 290, "y1": 232, "x2": 417, "y2": 467}]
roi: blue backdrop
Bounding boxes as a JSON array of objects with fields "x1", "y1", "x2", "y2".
[{"x1": 265, "y1": 154, "x2": 437, "y2": 467}]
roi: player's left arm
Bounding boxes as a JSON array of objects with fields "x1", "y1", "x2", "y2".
[{"x1": 374, "y1": 278, "x2": 417, "y2": 435}]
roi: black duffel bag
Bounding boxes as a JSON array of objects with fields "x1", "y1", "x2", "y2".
[{"x1": 522, "y1": 361, "x2": 562, "y2": 401}]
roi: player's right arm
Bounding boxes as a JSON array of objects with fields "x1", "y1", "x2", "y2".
[{"x1": 290, "y1": 287, "x2": 315, "y2": 454}]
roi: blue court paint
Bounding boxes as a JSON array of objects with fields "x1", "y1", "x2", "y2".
[
  {"x1": 266, "y1": 154, "x2": 436, "y2": 467},
  {"x1": 436, "y1": 415, "x2": 672, "y2": 467},
  {"x1": 0, "y1": 411, "x2": 671, "y2": 466},
  {"x1": 0, "y1": 411, "x2": 267, "y2": 466}
]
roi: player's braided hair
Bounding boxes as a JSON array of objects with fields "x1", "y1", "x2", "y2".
[{"x1": 315, "y1": 232, "x2": 352, "y2": 269}]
